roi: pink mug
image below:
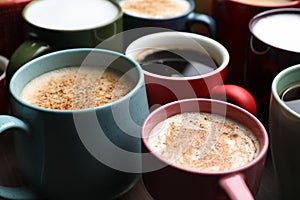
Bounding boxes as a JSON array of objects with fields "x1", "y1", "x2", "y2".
[
  {"x1": 125, "y1": 31, "x2": 257, "y2": 115},
  {"x1": 141, "y1": 98, "x2": 269, "y2": 200}
]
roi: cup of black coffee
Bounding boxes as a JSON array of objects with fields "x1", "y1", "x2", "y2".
[
  {"x1": 269, "y1": 64, "x2": 300, "y2": 199},
  {"x1": 126, "y1": 31, "x2": 257, "y2": 115}
]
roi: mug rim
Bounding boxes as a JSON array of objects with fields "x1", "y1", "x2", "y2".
[
  {"x1": 118, "y1": 0, "x2": 195, "y2": 20},
  {"x1": 22, "y1": 0, "x2": 123, "y2": 32},
  {"x1": 0, "y1": 0, "x2": 31, "y2": 7},
  {"x1": 9, "y1": 48, "x2": 145, "y2": 114},
  {"x1": 125, "y1": 31, "x2": 229, "y2": 81},
  {"x1": 0, "y1": 55, "x2": 8, "y2": 81},
  {"x1": 249, "y1": 7, "x2": 300, "y2": 53},
  {"x1": 272, "y1": 64, "x2": 300, "y2": 118},
  {"x1": 229, "y1": 0, "x2": 298, "y2": 8},
  {"x1": 142, "y1": 98, "x2": 269, "y2": 175}
]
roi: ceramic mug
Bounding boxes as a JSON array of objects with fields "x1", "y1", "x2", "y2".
[
  {"x1": 269, "y1": 64, "x2": 300, "y2": 199},
  {"x1": 0, "y1": 48, "x2": 149, "y2": 199},
  {"x1": 6, "y1": 0, "x2": 123, "y2": 87},
  {"x1": 0, "y1": 0, "x2": 31, "y2": 58},
  {"x1": 0, "y1": 55, "x2": 9, "y2": 114},
  {"x1": 142, "y1": 98, "x2": 269, "y2": 200},
  {"x1": 125, "y1": 31, "x2": 257, "y2": 115},
  {"x1": 117, "y1": 0, "x2": 216, "y2": 37},
  {"x1": 245, "y1": 8, "x2": 300, "y2": 127},
  {"x1": 211, "y1": 0, "x2": 299, "y2": 86}
]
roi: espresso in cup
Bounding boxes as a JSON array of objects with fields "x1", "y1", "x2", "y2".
[
  {"x1": 280, "y1": 82, "x2": 300, "y2": 114},
  {"x1": 135, "y1": 48, "x2": 218, "y2": 77},
  {"x1": 148, "y1": 112, "x2": 259, "y2": 171},
  {"x1": 235, "y1": 0, "x2": 293, "y2": 6},
  {"x1": 20, "y1": 66, "x2": 134, "y2": 110},
  {"x1": 119, "y1": 0, "x2": 191, "y2": 18}
]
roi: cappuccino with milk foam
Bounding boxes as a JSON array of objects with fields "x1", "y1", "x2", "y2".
[
  {"x1": 119, "y1": 0, "x2": 191, "y2": 18},
  {"x1": 20, "y1": 66, "x2": 134, "y2": 110},
  {"x1": 148, "y1": 112, "x2": 259, "y2": 172}
]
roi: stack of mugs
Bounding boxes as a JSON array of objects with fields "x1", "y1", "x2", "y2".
[{"x1": 0, "y1": 0, "x2": 299, "y2": 199}]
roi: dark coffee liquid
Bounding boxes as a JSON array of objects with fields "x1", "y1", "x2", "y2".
[
  {"x1": 280, "y1": 82, "x2": 300, "y2": 114},
  {"x1": 136, "y1": 48, "x2": 218, "y2": 77}
]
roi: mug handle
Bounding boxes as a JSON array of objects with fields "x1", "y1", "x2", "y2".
[
  {"x1": 5, "y1": 39, "x2": 51, "y2": 88},
  {"x1": 211, "y1": 84, "x2": 257, "y2": 115},
  {"x1": 219, "y1": 174, "x2": 254, "y2": 200},
  {"x1": 186, "y1": 12, "x2": 217, "y2": 38},
  {"x1": 0, "y1": 115, "x2": 38, "y2": 199}
]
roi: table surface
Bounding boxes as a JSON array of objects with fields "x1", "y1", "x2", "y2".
[{"x1": 0, "y1": 133, "x2": 278, "y2": 200}]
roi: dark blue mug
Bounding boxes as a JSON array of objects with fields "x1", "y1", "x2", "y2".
[{"x1": 117, "y1": 0, "x2": 216, "y2": 38}]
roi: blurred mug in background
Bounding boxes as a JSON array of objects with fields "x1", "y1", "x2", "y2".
[
  {"x1": 0, "y1": 0, "x2": 31, "y2": 58},
  {"x1": 245, "y1": 8, "x2": 300, "y2": 127},
  {"x1": 212, "y1": 0, "x2": 299, "y2": 86}
]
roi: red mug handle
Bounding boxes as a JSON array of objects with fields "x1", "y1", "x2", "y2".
[
  {"x1": 219, "y1": 174, "x2": 254, "y2": 200},
  {"x1": 211, "y1": 84, "x2": 257, "y2": 115}
]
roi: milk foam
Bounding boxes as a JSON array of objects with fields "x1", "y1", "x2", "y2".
[
  {"x1": 252, "y1": 13, "x2": 300, "y2": 53},
  {"x1": 20, "y1": 66, "x2": 134, "y2": 110},
  {"x1": 24, "y1": 0, "x2": 119, "y2": 30},
  {"x1": 120, "y1": 0, "x2": 190, "y2": 18},
  {"x1": 148, "y1": 112, "x2": 259, "y2": 172}
]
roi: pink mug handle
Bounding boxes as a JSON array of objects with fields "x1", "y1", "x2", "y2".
[
  {"x1": 219, "y1": 174, "x2": 254, "y2": 200},
  {"x1": 211, "y1": 84, "x2": 257, "y2": 115}
]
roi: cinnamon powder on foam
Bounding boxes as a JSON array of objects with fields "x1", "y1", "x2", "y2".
[
  {"x1": 20, "y1": 67, "x2": 134, "y2": 110},
  {"x1": 148, "y1": 112, "x2": 259, "y2": 172}
]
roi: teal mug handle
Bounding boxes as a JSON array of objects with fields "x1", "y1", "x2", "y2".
[
  {"x1": 186, "y1": 12, "x2": 217, "y2": 38},
  {"x1": 0, "y1": 116, "x2": 38, "y2": 199},
  {"x1": 5, "y1": 39, "x2": 51, "y2": 88}
]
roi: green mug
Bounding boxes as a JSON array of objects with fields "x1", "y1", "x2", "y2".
[
  {"x1": 0, "y1": 48, "x2": 149, "y2": 199},
  {"x1": 6, "y1": 0, "x2": 123, "y2": 87},
  {"x1": 269, "y1": 64, "x2": 300, "y2": 199}
]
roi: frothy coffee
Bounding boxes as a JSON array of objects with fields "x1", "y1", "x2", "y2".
[
  {"x1": 252, "y1": 13, "x2": 300, "y2": 53},
  {"x1": 24, "y1": 0, "x2": 119, "y2": 30},
  {"x1": 148, "y1": 112, "x2": 259, "y2": 172},
  {"x1": 20, "y1": 66, "x2": 134, "y2": 110},
  {"x1": 119, "y1": 0, "x2": 191, "y2": 18}
]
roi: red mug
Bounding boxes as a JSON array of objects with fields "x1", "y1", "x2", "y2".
[
  {"x1": 141, "y1": 98, "x2": 269, "y2": 200},
  {"x1": 211, "y1": 0, "x2": 299, "y2": 86},
  {"x1": 0, "y1": 0, "x2": 31, "y2": 58},
  {"x1": 125, "y1": 31, "x2": 257, "y2": 115}
]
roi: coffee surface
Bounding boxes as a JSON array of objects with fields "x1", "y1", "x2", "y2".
[
  {"x1": 236, "y1": 0, "x2": 293, "y2": 5},
  {"x1": 20, "y1": 66, "x2": 134, "y2": 110},
  {"x1": 148, "y1": 112, "x2": 259, "y2": 172},
  {"x1": 280, "y1": 82, "x2": 300, "y2": 114},
  {"x1": 119, "y1": 0, "x2": 190, "y2": 18},
  {"x1": 136, "y1": 48, "x2": 218, "y2": 77},
  {"x1": 24, "y1": 0, "x2": 119, "y2": 30},
  {"x1": 252, "y1": 13, "x2": 300, "y2": 53}
]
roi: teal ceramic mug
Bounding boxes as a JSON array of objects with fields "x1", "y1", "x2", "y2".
[
  {"x1": 269, "y1": 64, "x2": 300, "y2": 199},
  {"x1": 0, "y1": 48, "x2": 149, "y2": 199},
  {"x1": 6, "y1": 0, "x2": 123, "y2": 87}
]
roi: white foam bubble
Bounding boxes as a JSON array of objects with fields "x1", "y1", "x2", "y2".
[
  {"x1": 252, "y1": 13, "x2": 300, "y2": 53},
  {"x1": 24, "y1": 0, "x2": 119, "y2": 31}
]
